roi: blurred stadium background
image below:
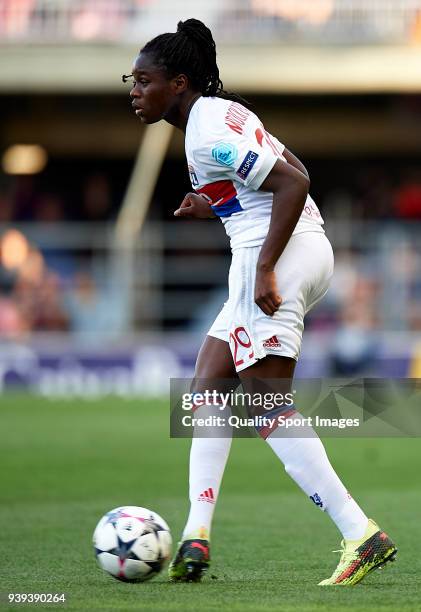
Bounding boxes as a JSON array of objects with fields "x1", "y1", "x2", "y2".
[{"x1": 1, "y1": 0, "x2": 421, "y2": 398}]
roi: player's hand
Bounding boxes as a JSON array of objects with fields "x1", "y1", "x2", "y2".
[
  {"x1": 254, "y1": 267, "x2": 282, "y2": 316},
  {"x1": 174, "y1": 193, "x2": 216, "y2": 219}
]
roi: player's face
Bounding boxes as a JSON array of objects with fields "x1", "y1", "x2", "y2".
[{"x1": 129, "y1": 53, "x2": 179, "y2": 124}]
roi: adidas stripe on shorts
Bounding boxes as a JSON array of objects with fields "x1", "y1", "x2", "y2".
[{"x1": 207, "y1": 232, "x2": 334, "y2": 372}]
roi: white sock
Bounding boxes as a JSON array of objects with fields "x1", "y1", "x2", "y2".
[
  {"x1": 265, "y1": 415, "x2": 368, "y2": 540},
  {"x1": 182, "y1": 405, "x2": 232, "y2": 540}
]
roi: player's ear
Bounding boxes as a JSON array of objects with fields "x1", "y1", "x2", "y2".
[{"x1": 172, "y1": 73, "x2": 189, "y2": 94}]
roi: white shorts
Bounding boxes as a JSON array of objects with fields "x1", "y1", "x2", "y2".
[{"x1": 208, "y1": 232, "x2": 334, "y2": 372}]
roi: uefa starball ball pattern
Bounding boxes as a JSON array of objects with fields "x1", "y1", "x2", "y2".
[{"x1": 93, "y1": 506, "x2": 172, "y2": 582}]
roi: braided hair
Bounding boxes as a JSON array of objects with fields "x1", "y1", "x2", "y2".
[{"x1": 141, "y1": 18, "x2": 248, "y2": 104}]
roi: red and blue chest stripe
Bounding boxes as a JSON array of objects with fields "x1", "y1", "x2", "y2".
[{"x1": 197, "y1": 180, "x2": 243, "y2": 218}]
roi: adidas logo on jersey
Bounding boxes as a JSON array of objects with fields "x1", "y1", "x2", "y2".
[
  {"x1": 197, "y1": 488, "x2": 215, "y2": 504},
  {"x1": 263, "y1": 335, "x2": 282, "y2": 348}
]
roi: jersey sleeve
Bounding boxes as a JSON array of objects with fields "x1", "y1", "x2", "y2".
[{"x1": 192, "y1": 117, "x2": 285, "y2": 191}]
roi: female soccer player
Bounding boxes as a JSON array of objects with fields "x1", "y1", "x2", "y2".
[{"x1": 125, "y1": 18, "x2": 396, "y2": 585}]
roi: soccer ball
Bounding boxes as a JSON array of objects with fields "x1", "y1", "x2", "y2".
[{"x1": 93, "y1": 506, "x2": 172, "y2": 582}]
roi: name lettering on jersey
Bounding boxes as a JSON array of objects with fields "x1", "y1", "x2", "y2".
[
  {"x1": 236, "y1": 150, "x2": 259, "y2": 180},
  {"x1": 188, "y1": 164, "x2": 199, "y2": 187},
  {"x1": 211, "y1": 142, "x2": 238, "y2": 167},
  {"x1": 225, "y1": 102, "x2": 251, "y2": 135}
]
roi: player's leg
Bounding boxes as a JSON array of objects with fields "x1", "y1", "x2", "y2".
[
  {"x1": 237, "y1": 235, "x2": 369, "y2": 535},
  {"x1": 183, "y1": 336, "x2": 237, "y2": 541},
  {"x1": 240, "y1": 355, "x2": 369, "y2": 539},
  {"x1": 239, "y1": 355, "x2": 397, "y2": 585},
  {"x1": 169, "y1": 335, "x2": 237, "y2": 582}
]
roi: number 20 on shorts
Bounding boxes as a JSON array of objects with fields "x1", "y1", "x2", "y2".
[{"x1": 229, "y1": 326, "x2": 254, "y2": 368}]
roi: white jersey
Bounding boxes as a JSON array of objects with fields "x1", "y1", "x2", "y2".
[{"x1": 185, "y1": 96, "x2": 324, "y2": 250}]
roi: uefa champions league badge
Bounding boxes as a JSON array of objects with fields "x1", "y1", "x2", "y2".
[{"x1": 211, "y1": 142, "x2": 238, "y2": 166}]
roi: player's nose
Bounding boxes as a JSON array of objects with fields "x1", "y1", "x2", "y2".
[{"x1": 129, "y1": 83, "x2": 141, "y2": 99}]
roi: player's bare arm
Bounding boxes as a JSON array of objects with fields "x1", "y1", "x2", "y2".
[
  {"x1": 255, "y1": 157, "x2": 310, "y2": 316},
  {"x1": 282, "y1": 147, "x2": 310, "y2": 180}
]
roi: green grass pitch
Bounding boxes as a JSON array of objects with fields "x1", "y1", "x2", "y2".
[{"x1": 1, "y1": 395, "x2": 420, "y2": 611}]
